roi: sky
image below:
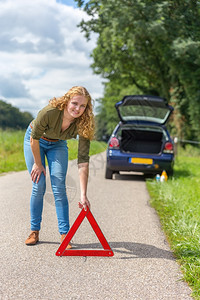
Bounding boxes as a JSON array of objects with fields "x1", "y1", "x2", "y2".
[{"x1": 0, "y1": 0, "x2": 103, "y2": 116}]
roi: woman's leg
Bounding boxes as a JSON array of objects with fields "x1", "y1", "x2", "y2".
[
  {"x1": 46, "y1": 141, "x2": 69, "y2": 235},
  {"x1": 24, "y1": 126, "x2": 46, "y2": 231}
]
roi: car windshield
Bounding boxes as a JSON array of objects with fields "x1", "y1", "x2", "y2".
[{"x1": 118, "y1": 105, "x2": 170, "y2": 124}]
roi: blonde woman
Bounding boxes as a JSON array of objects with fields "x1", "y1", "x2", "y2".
[{"x1": 24, "y1": 86, "x2": 95, "y2": 246}]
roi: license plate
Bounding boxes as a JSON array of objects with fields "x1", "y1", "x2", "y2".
[{"x1": 130, "y1": 158, "x2": 153, "y2": 165}]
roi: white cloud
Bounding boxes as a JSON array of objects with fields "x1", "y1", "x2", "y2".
[{"x1": 0, "y1": 0, "x2": 103, "y2": 116}]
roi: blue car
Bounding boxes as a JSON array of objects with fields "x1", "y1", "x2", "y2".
[{"x1": 105, "y1": 95, "x2": 174, "y2": 179}]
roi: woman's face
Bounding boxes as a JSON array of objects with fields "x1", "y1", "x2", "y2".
[{"x1": 66, "y1": 95, "x2": 88, "y2": 119}]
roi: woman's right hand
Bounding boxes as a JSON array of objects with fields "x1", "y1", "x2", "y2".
[{"x1": 31, "y1": 163, "x2": 46, "y2": 183}]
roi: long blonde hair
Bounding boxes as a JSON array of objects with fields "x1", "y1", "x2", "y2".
[{"x1": 49, "y1": 86, "x2": 95, "y2": 140}]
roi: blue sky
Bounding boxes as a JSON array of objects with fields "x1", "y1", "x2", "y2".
[
  {"x1": 0, "y1": 0, "x2": 103, "y2": 116},
  {"x1": 57, "y1": 0, "x2": 77, "y2": 8}
]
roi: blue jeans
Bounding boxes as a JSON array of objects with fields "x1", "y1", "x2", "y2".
[{"x1": 24, "y1": 125, "x2": 70, "y2": 234}]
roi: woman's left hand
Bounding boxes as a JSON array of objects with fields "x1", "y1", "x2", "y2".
[{"x1": 78, "y1": 195, "x2": 90, "y2": 211}]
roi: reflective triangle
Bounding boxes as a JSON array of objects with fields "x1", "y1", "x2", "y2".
[{"x1": 56, "y1": 207, "x2": 114, "y2": 257}]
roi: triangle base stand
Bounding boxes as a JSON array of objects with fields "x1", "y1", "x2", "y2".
[{"x1": 56, "y1": 207, "x2": 114, "y2": 257}]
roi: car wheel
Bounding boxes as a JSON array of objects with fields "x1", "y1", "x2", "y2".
[
  {"x1": 144, "y1": 173, "x2": 155, "y2": 179},
  {"x1": 105, "y1": 167, "x2": 113, "y2": 179},
  {"x1": 167, "y1": 169, "x2": 174, "y2": 177}
]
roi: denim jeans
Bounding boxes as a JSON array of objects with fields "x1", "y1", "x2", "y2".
[{"x1": 24, "y1": 125, "x2": 69, "y2": 234}]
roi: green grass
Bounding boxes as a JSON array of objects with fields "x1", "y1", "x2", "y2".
[
  {"x1": 67, "y1": 139, "x2": 107, "y2": 160},
  {"x1": 146, "y1": 144, "x2": 200, "y2": 299},
  {"x1": 0, "y1": 129, "x2": 107, "y2": 174},
  {"x1": 0, "y1": 129, "x2": 26, "y2": 173}
]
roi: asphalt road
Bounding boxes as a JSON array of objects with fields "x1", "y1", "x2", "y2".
[{"x1": 0, "y1": 152, "x2": 193, "y2": 300}]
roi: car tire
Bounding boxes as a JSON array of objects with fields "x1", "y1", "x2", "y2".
[
  {"x1": 144, "y1": 173, "x2": 155, "y2": 179},
  {"x1": 105, "y1": 167, "x2": 113, "y2": 179},
  {"x1": 167, "y1": 169, "x2": 174, "y2": 177}
]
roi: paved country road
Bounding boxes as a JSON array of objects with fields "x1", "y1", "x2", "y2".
[{"x1": 0, "y1": 152, "x2": 193, "y2": 300}]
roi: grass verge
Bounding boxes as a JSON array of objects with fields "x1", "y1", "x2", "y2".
[
  {"x1": 0, "y1": 129, "x2": 26, "y2": 173},
  {"x1": 146, "y1": 145, "x2": 200, "y2": 299},
  {"x1": 0, "y1": 129, "x2": 107, "y2": 174}
]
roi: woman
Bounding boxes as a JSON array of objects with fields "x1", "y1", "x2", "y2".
[{"x1": 24, "y1": 86, "x2": 94, "y2": 246}]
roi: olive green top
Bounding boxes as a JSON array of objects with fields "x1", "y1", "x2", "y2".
[{"x1": 31, "y1": 105, "x2": 90, "y2": 164}]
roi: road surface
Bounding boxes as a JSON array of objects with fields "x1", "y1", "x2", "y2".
[{"x1": 0, "y1": 152, "x2": 192, "y2": 299}]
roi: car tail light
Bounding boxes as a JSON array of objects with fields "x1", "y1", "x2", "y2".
[
  {"x1": 163, "y1": 142, "x2": 173, "y2": 153},
  {"x1": 109, "y1": 137, "x2": 120, "y2": 148}
]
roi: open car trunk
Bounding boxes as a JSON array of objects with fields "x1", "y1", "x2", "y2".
[
  {"x1": 115, "y1": 95, "x2": 173, "y2": 125},
  {"x1": 120, "y1": 128, "x2": 164, "y2": 154}
]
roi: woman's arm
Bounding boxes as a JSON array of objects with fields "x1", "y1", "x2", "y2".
[
  {"x1": 30, "y1": 137, "x2": 46, "y2": 183},
  {"x1": 78, "y1": 162, "x2": 90, "y2": 211}
]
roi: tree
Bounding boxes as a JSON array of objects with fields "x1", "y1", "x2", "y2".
[
  {"x1": 0, "y1": 100, "x2": 33, "y2": 129},
  {"x1": 76, "y1": 0, "x2": 200, "y2": 140}
]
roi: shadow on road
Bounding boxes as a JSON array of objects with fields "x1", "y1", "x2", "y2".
[
  {"x1": 37, "y1": 241, "x2": 60, "y2": 245},
  {"x1": 113, "y1": 173, "x2": 146, "y2": 181},
  {"x1": 71, "y1": 241, "x2": 175, "y2": 260}
]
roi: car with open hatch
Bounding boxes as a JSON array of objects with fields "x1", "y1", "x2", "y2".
[{"x1": 105, "y1": 95, "x2": 174, "y2": 179}]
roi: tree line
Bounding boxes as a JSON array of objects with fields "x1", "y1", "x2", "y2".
[
  {"x1": 0, "y1": 100, "x2": 33, "y2": 129},
  {"x1": 75, "y1": 0, "x2": 200, "y2": 141}
]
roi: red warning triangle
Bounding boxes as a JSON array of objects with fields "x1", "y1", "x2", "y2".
[{"x1": 56, "y1": 207, "x2": 114, "y2": 257}]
